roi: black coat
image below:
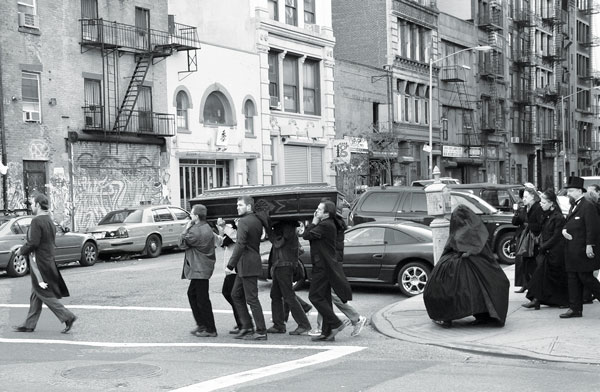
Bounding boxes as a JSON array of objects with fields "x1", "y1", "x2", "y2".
[
  {"x1": 20, "y1": 214, "x2": 69, "y2": 299},
  {"x1": 303, "y1": 218, "x2": 352, "y2": 302},
  {"x1": 512, "y1": 201, "x2": 543, "y2": 237},
  {"x1": 227, "y1": 212, "x2": 265, "y2": 277},
  {"x1": 564, "y1": 197, "x2": 600, "y2": 272},
  {"x1": 537, "y1": 208, "x2": 566, "y2": 266}
]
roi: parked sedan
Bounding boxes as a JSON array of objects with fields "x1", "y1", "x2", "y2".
[
  {"x1": 262, "y1": 221, "x2": 434, "y2": 297},
  {"x1": 87, "y1": 205, "x2": 191, "y2": 258},
  {"x1": 0, "y1": 216, "x2": 98, "y2": 277}
]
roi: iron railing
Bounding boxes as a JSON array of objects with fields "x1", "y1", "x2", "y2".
[{"x1": 82, "y1": 106, "x2": 175, "y2": 137}]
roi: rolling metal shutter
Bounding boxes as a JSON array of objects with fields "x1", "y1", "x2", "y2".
[{"x1": 284, "y1": 145, "x2": 308, "y2": 184}]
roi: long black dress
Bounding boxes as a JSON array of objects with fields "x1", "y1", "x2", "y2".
[
  {"x1": 512, "y1": 201, "x2": 543, "y2": 288},
  {"x1": 525, "y1": 207, "x2": 568, "y2": 307},
  {"x1": 424, "y1": 205, "x2": 510, "y2": 326}
]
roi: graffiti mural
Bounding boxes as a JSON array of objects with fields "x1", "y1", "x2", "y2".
[
  {"x1": 6, "y1": 161, "x2": 26, "y2": 211},
  {"x1": 48, "y1": 171, "x2": 71, "y2": 228},
  {"x1": 71, "y1": 142, "x2": 165, "y2": 231}
]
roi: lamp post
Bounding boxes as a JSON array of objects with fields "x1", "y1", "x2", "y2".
[
  {"x1": 428, "y1": 45, "x2": 492, "y2": 178},
  {"x1": 560, "y1": 85, "x2": 600, "y2": 184}
]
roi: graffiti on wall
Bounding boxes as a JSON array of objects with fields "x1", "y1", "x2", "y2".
[
  {"x1": 71, "y1": 142, "x2": 166, "y2": 231},
  {"x1": 5, "y1": 161, "x2": 26, "y2": 211},
  {"x1": 48, "y1": 171, "x2": 71, "y2": 228}
]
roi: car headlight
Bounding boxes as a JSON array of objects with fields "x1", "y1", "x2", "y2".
[{"x1": 105, "y1": 227, "x2": 129, "y2": 239}]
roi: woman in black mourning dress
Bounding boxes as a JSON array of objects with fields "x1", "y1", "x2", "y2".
[
  {"x1": 423, "y1": 205, "x2": 510, "y2": 328},
  {"x1": 522, "y1": 189, "x2": 569, "y2": 309}
]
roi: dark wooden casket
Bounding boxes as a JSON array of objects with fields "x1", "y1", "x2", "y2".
[{"x1": 189, "y1": 183, "x2": 343, "y2": 222}]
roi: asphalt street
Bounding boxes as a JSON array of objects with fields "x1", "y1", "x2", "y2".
[{"x1": 2, "y1": 250, "x2": 600, "y2": 391}]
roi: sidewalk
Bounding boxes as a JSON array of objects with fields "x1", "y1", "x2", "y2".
[{"x1": 371, "y1": 265, "x2": 600, "y2": 364}]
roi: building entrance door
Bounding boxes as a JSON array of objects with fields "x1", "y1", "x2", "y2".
[
  {"x1": 179, "y1": 159, "x2": 229, "y2": 209},
  {"x1": 23, "y1": 161, "x2": 47, "y2": 211}
]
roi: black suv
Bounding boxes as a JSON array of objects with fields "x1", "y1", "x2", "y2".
[
  {"x1": 348, "y1": 186, "x2": 516, "y2": 264},
  {"x1": 447, "y1": 183, "x2": 523, "y2": 212}
]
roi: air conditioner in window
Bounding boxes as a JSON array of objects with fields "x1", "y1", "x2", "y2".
[
  {"x1": 23, "y1": 110, "x2": 41, "y2": 122},
  {"x1": 269, "y1": 96, "x2": 281, "y2": 110},
  {"x1": 18, "y1": 12, "x2": 39, "y2": 29},
  {"x1": 510, "y1": 136, "x2": 520, "y2": 143}
]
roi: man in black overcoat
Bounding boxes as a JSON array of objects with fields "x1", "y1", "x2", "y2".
[
  {"x1": 560, "y1": 177, "x2": 600, "y2": 318},
  {"x1": 13, "y1": 193, "x2": 77, "y2": 333},
  {"x1": 303, "y1": 200, "x2": 352, "y2": 341},
  {"x1": 227, "y1": 196, "x2": 270, "y2": 340}
]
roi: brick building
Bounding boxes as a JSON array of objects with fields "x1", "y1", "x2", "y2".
[{"x1": 0, "y1": 0, "x2": 199, "y2": 230}]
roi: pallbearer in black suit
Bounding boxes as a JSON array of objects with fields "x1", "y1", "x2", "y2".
[{"x1": 560, "y1": 177, "x2": 600, "y2": 318}]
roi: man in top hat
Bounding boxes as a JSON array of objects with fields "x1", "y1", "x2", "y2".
[{"x1": 560, "y1": 176, "x2": 600, "y2": 318}]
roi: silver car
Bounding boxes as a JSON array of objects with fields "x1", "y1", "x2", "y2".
[
  {"x1": 0, "y1": 216, "x2": 98, "y2": 277},
  {"x1": 87, "y1": 205, "x2": 191, "y2": 258}
]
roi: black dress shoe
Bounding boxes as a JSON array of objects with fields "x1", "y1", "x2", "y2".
[
  {"x1": 514, "y1": 287, "x2": 526, "y2": 293},
  {"x1": 233, "y1": 328, "x2": 254, "y2": 339},
  {"x1": 521, "y1": 299, "x2": 541, "y2": 310},
  {"x1": 13, "y1": 326, "x2": 34, "y2": 333},
  {"x1": 559, "y1": 309, "x2": 583, "y2": 318},
  {"x1": 311, "y1": 333, "x2": 334, "y2": 342},
  {"x1": 62, "y1": 316, "x2": 77, "y2": 334}
]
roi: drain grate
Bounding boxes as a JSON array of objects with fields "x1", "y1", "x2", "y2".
[{"x1": 61, "y1": 363, "x2": 162, "y2": 380}]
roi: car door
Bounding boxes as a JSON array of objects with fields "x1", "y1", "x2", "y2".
[
  {"x1": 152, "y1": 208, "x2": 177, "y2": 246},
  {"x1": 169, "y1": 206, "x2": 191, "y2": 239},
  {"x1": 342, "y1": 226, "x2": 386, "y2": 280},
  {"x1": 396, "y1": 191, "x2": 433, "y2": 225},
  {"x1": 54, "y1": 224, "x2": 81, "y2": 263},
  {"x1": 1, "y1": 218, "x2": 31, "y2": 260},
  {"x1": 380, "y1": 227, "x2": 419, "y2": 280}
]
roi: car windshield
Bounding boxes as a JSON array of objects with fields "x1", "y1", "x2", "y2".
[
  {"x1": 0, "y1": 221, "x2": 8, "y2": 231},
  {"x1": 98, "y1": 209, "x2": 142, "y2": 225}
]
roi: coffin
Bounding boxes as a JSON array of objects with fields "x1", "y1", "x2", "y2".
[{"x1": 189, "y1": 183, "x2": 343, "y2": 222}]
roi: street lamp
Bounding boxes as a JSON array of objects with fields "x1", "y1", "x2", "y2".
[
  {"x1": 560, "y1": 85, "x2": 600, "y2": 184},
  {"x1": 428, "y1": 45, "x2": 493, "y2": 178}
]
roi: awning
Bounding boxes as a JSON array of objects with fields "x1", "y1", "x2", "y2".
[
  {"x1": 454, "y1": 157, "x2": 484, "y2": 166},
  {"x1": 177, "y1": 151, "x2": 261, "y2": 159}
]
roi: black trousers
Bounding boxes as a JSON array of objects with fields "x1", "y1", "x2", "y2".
[
  {"x1": 187, "y1": 279, "x2": 216, "y2": 333},
  {"x1": 222, "y1": 273, "x2": 243, "y2": 329},
  {"x1": 308, "y1": 262, "x2": 341, "y2": 335},
  {"x1": 567, "y1": 271, "x2": 600, "y2": 312},
  {"x1": 24, "y1": 288, "x2": 75, "y2": 329},
  {"x1": 232, "y1": 275, "x2": 266, "y2": 334},
  {"x1": 270, "y1": 265, "x2": 311, "y2": 330}
]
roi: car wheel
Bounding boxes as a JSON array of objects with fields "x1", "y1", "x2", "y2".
[
  {"x1": 497, "y1": 232, "x2": 516, "y2": 265},
  {"x1": 7, "y1": 251, "x2": 29, "y2": 277},
  {"x1": 80, "y1": 241, "x2": 98, "y2": 266},
  {"x1": 144, "y1": 234, "x2": 162, "y2": 258},
  {"x1": 397, "y1": 261, "x2": 430, "y2": 297}
]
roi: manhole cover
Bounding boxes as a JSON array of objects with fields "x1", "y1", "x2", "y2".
[{"x1": 62, "y1": 363, "x2": 162, "y2": 380}]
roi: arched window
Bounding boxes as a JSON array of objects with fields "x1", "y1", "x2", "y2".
[
  {"x1": 244, "y1": 100, "x2": 255, "y2": 134},
  {"x1": 204, "y1": 92, "x2": 229, "y2": 125},
  {"x1": 176, "y1": 91, "x2": 189, "y2": 130}
]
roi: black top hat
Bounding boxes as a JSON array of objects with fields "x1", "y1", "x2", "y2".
[{"x1": 565, "y1": 176, "x2": 587, "y2": 192}]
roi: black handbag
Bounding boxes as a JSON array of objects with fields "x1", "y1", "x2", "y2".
[{"x1": 516, "y1": 228, "x2": 536, "y2": 257}]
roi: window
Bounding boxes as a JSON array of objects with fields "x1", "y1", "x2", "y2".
[
  {"x1": 346, "y1": 227, "x2": 385, "y2": 246},
  {"x1": 22, "y1": 71, "x2": 40, "y2": 122},
  {"x1": 303, "y1": 59, "x2": 320, "y2": 115},
  {"x1": 18, "y1": 0, "x2": 36, "y2": 15},
  {"x1": 176, "y1": 90, "x2": 189, "y2": 130},
  {"x1": 387, "y1": 229, "x2": 416, "y2": 245},
  {"x1": 404, "y1": 97, "x2": 409, "y2": 122},
  {"x1": 137, "y1": 86, "x2": 152, "y2": 132},
  {"x1": 283, "y1": 56, "x2": 298, "y2": 112},
  {"x1": 169, "y1": 207, "x2": 190, "y2": 221},
  {"x1": 360, "y1": 192, "x2": 400, "y2": 213},
  {"x1": 285, "y1": 0, "x2": 297, "y2": 26},
  {"x1": 204, "y1": 92, "x2": 227, "y2": 125},
  {"x1": 304, "y1": 0, "x2": 315, "y2": 24},
  {"x1": 84, "y1": 79, "x2": 102, "y2": 128},
  {"x1": 424, "y1": 100, "x2": 429, "y2": 125},
  {"x1": 244, "y1": 99, "x2": 255, "y2": 134},
  {"x1": 414, "y1": 99, "x2": 419, "y2": 123},
  {"x1": 408, "y1": 193, "x2": 427, "y2": 212},
  {"x1": 268, "y1": 51, "x2": 280, "y2": 101},
  {"x1": 153, "y1": 208, "x2": 174, "y2": 222},
  {"x1": 268, "y1": 0, "x2": 278, "y2": 20}
]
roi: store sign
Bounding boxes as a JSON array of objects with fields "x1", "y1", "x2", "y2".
[
  {"x1": 333, "y1": 139, "x2": 351, "y2": 164},
  {"x1": 469, "y1": 147, "x2": 482, "y2": 157},
  {"x1": 344, "y1": 136, "x2": 369, "y2": 152},
  {"x1": 442, "y1": 145, "x2": 464, "y2": 158}
]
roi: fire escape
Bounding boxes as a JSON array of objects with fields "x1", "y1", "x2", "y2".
[
  {"x1": 79, "y1": 16, "x2": 200, "y2": 138},
  {"x1": 440, "y1": 66, "x2": 480, "y2": 148},
  {"x1": 510, "y1": 7, "x2": 536, "y2": 146},
  {"x1": 478, "y1": 1, "x2": 505, "y2": 142}
]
